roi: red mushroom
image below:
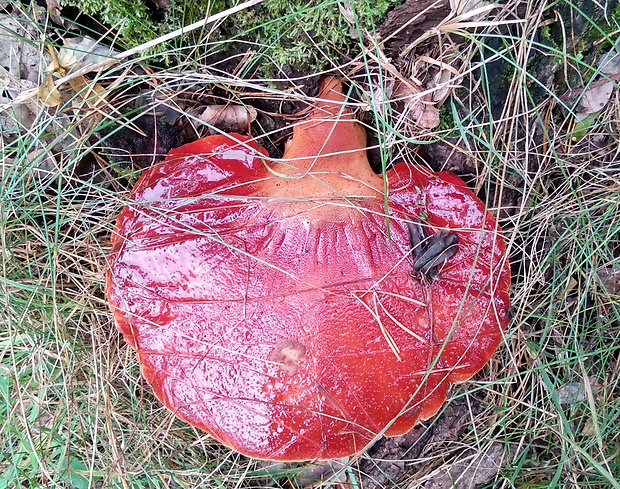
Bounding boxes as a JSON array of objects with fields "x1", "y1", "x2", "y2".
[{"x1": 106, "y1": 77, "x2": 511, "y2": 461}]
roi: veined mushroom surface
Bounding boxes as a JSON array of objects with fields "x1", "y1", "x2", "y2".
[{"x1": 106, "y1": 77, "x2": 511, "y2": 461}]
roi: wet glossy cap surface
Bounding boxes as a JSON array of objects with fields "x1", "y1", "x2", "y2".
[{"x1": 106, "y1": 79, "x2": 511, "y2": 461}]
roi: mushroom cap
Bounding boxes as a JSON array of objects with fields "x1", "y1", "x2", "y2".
[{"x1": 106, "y1": 78, "x2": 511, "y2": 461}]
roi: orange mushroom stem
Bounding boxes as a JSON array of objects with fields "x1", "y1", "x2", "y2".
[{"x1": 268, "y1": 77, "x2": 383, "y2": 200}]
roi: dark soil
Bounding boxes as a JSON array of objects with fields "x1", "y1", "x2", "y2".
[{"x1": 358, "y1": 395, "x2": 484, "y2": 489}]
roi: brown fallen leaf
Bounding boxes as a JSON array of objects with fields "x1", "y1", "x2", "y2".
[
  {"x1": 424, "y1": 442, "x2": 509, "y2": 489},
  {"x1": 37, "y1": 73, "x2": 62, "y2": 107},
  {"x1": 38, "y1": 44, "x2": 65, "y2": 108},
  {"x1": 68, "y1": 75, "x2": 109, "y2": 131},
  {"x1": 557, "y1": 377, "x2": 602, "y2": 405},
  {"x1": 432, "y1": 66, "x2": 455, "y2": 103},
  {"x1": 597, "y1": 266, "x2": 620, "y2": 293},
  {"x1": 574, "y1": 39, "x2": 620, "y2": 121},
  {"x1": 199, "y1": 104, "x2": 257, "y2": 133},
  {"x1": 69, "y1": 75, "x2": 107, "y2": 107},
  {"x1": 393, "y1": 79, "x2": 440, "y2": 130},
  {"x1": 564, "y1": 38, "x2": 620, "y2": 143},
  {"x1": 46, "y1": 0, "x2": 64, "y2": 25},
  {"x1": 41, "y1": 40, "x2": 118, "y2": 129},
  {"x1": 580, "y1": 419, "x2": 597, "y2": 437},
  {"x1": 50, "y1": 37, "x2": 120, "y2": 73}
]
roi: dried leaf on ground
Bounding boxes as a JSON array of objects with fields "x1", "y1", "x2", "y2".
[
  {"x1": 573, "y1": 37, "x2": 620, "y2": 122},
  {"x1": 28, "y1": 147, "x2": 58, "y2": 176},
  {"x1": 199, "y1": 104, "x2": 257, "y2": 133},
  {"x1": 67, "y1": 75, "x2": 109, "y2": 131},
  {"x1": 424, "y1": 442, "x2": 508, "y2": 489},
  {"x1": 49, "y1": 37, "x2": 120, "y2": 72},
  {"x1": 338, "y1": 1, "x2": 355, "y2": 24},
  {"x1": 558, "y1": 377, "x2": 602, "y2": 405},
  {"x1": 0, "y1": 93, "x2": 37, "y2": 141},
  {"x1": 68, "y1": 75, "x2": 107, "y2": 106},
  {"x1": 338, "y1": 1, "x2": 361, "y2": 39},
  {"x1": 576, "y1": 82, "x2": 614, "y2": 120},
  {"x1": 393, "y1": 79, "x2": 440, "y2": 129},
  {"x1": 580, "y1": 419, "x2": 597, "y2": 437},
  {"x1": 37, "y1": 73, "x2": 62, "y2": 107},
  {"x1": 432, "y1": 66, "x2": 454, "y2": 102},
  {"x1": 41, "y1": 39, "x2": 115, "y2": 129},
  {"x1": 0, "y1": 13, "x2": 47, "y2": 140},
  {"x1": 46, "y1": 0, "x2": 63, "y2": 25},
  {"x1": 597, "y1": 265, "x2": 620, "y2": 293}
]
